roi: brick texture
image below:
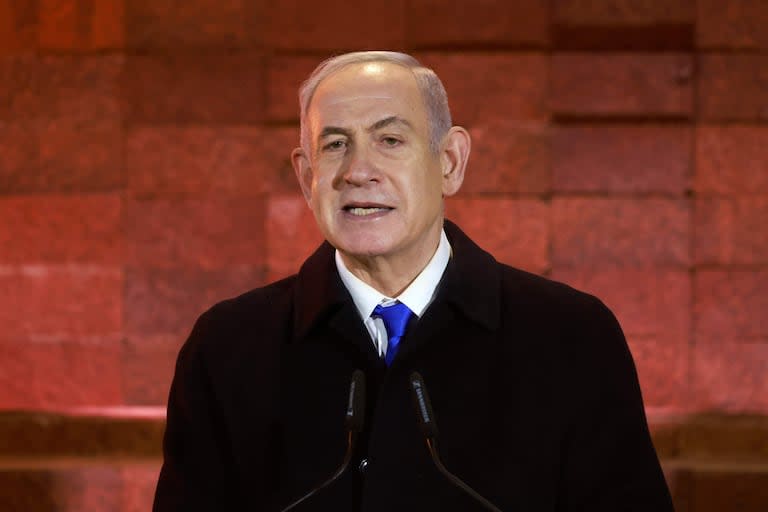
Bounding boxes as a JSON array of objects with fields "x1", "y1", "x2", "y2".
[
  {"x1": 0, "y1": 121, "x2": 37, "y2": 191},
  {"x1": 695, "y1": 198, "x2": 768, "y2": 265},
  {"x1": 122, "y1": 198, "x2": 266, "y2": 268},
  {"x1": 553, "y1": 0, "x2": 695, "y2": 23},
  {"x1": 446, "y1": 198, "x2": 550, "y2": 273},
  {"x1": 0, "y1": 195, "x2": 121, "y2": 263},
  {"x1": 125, "y1": 125, "x2": 299, "y2": 198},
  {"x1": 462, "y1": 121, "x2": 550, "y2": 196},
  {"x1": 694, "y1": 270, "x2": 768, "y2": 345},
  {"x1": 689, "y1": 470, "x2": 768, "y2": 512},
  {"x1": 418, "y1": 53, "x2": 549, "y2": 124},
  {"x1": 125, "y1": 0, "x2": 259, "y2": 49},
  {"x1": 0, "y1": 1, "x2": 36, "y2": 55},
  {"x1": 262, "y1": 0, "x2": 406, "y2": 51},
  {"x1": 0, "y1": 467, "x2": 122, "y2": 511},
  {"x1": 552, "y1": 198, "x2": 690, "y2": 266},
  {"x1": 552, "y1": 0, "x2": 695, "y2": 50},
  {"x1": 38, "y1": 0, "x2": 124, "y2": 51},
  {"x1": 697, "y1": 0, "x2": 768, "y2": 49},
  {"x1": 122, "y1": 54, "x2": 264, "y2": 124},
  {"x1": 0, "y1": 265, "x2": 122, "y2": 341},
  {"x1": 693, "y1": 341, "x2": 768, "y2": 413},
  {"x1": 123, "y1": 265, "x2": 265, "y2": 338},
  {"x1": 0, "y1": 0, "x2": 766, "y2": 428},
  {"x1": 266, "y1": 56, "x2": 321, "y2": 123},
  {"x1": 121, "y1": 335, "x2": 181, "y2": 406},
  {"x1": 551, "y1": 54, "x2": 694, "y2": 117},
  {"x1": 1, "y1": 56, "x2": 124, "y2": 194},
  {"x1": 553, "y1": 124, "x2": 691, "y2": 194},
  {"x1": 406, "y1": 0, "x2": 549, "y2": 48},
  {"x1": 0, "y1": 56, "x2": 38, "y2": 117},
  {"x1": 266, "y1": 195, "x2": 324, "y2": 282},
  {"x1": 121, "y1": 466, "x2": 162, "y2": 512},
  {"x1": 0, "y1": 339, "x2": 123, "y2": 408},
  {"x1": 695, "y1": 125, "x2": 768, "y2": 195},
  {"x1": 698, "y1": 54, "x2": 768, "y2": 121}
]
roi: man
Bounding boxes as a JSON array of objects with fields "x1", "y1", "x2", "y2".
[{"x1": 154, "y1": 51, "x2": 674, "y2": 511}]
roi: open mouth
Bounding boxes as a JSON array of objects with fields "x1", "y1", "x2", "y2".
[{"x1": 343, "y1": 204, "x2": 393, "y2": 216}]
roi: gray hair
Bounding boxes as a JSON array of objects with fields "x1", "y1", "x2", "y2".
[{"x1": 298, "y1": 51, "x2": 452, "y2": 154}]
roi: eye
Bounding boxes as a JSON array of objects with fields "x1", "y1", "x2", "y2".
[
  {"x1": 381, "y1": 136, "x2": 402, "y2": 147},
  {"x1": 322, "y1": 139, "x2": 347, "y2": 152}
]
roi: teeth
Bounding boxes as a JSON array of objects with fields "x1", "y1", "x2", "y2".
[{"x1": 348, "y1": 207, "x2": 387, "y2": 216}]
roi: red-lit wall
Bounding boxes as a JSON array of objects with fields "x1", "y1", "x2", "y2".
[{"x1": 1, "y1": 0, "x2": 766, "y2": 417}]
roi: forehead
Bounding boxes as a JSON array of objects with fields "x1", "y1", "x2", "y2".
[{"x1": 308, "y1": 62, "x2": 425, "y2": 124}]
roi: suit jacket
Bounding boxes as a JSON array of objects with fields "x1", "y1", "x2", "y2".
[{"x1": 153, "y1": 221, "x2": 674, "y2": 511}]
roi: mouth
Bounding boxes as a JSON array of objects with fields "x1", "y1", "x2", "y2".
[{"x1": 342, "y1": 203, "x2": 393, "y2": 217}]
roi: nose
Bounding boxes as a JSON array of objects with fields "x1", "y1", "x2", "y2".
[{"x1": 339, "y1": 144, "x2": 379, "y2": 187}]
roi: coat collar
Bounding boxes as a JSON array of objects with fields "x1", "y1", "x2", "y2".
[{"x1": 291, "y1": 220, "x2": 501, "y2": 344}]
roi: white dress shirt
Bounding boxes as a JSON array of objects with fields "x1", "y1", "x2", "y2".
[{"x1": 335, "y1": 230, "x2": 451, "y2": 358}]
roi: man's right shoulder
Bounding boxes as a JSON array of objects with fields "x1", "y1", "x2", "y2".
[
  {"x1": 181, "y1": 274, "x2": 300, "y2": 356},
  {"x1": 206, "y1": 273, "x2": 298, "y2": 321}
]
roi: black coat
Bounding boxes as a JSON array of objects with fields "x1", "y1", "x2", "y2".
[{"x1": 153, "y1": 221, "x2": 674, "y2": 511}]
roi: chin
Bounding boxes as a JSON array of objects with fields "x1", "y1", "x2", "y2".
[{"x1": 332, "y1": 233, "x2": 398, "y2": 260}]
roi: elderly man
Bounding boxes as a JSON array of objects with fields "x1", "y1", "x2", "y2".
[{"x1": 154, "y1": 51, "x2": 674, "y2": 511}]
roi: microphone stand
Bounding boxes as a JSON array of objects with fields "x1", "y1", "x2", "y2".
[
  {"x1": 280, "y1": 431, "x2": 355, "y2": 512},
  {"x1": 279, "y1": 370, "x2": 365, "y2": 511},
  {"x1": 410, "y1": 371, "x2": 503, "y2": 512}
]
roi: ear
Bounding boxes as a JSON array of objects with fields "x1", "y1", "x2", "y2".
[
  {"x1": 440, "y1": 126, "x2": 471, "y2": 197},
  {"x1": 291, "y1": 147, "x2": 314, "y2": 204}
]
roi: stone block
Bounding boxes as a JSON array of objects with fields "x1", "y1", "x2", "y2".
[
  {"x1": 263, "y1": 0, "x2": 405, "y2": 51},
  {"x1": 122, "y1": 197, "x2": 266, "y2": 268},
  {"x1": 122, "y1": 54, "x2": 264, "y2": 124},
  {"x1": 552, "y1": 198, "x2": 690, "y2": 266},
  {"x1": 695, "y1": 125, "x2": 768, "y2": 194},
  {"x1": 695, "y1": 198, "x2": 768, "y2": 265},
  {"x1": 0, "y1": 265, "x2": 122, "y2": 340},
  {"x1": 38, "y1": 0, "x2": 123, "y2": 51},
  {"x1": 266, "y1": 195, "x2": 324, "y2": 282},
  {"x1": 553, "y1": 124, "x2": 691, "y2": 194},
  {"x1": 417, "y1": 53, "x2": 549, "y2": 125},
  {"x1": 697, "y1": 0, "x2": 768, "y2": 50},
  {"x1": 698, "y1": 54, "x2": 768, "y2": 121},
  {"x1": 462, "y1": 120, "x2": 550, "y2": 196},
  {"x1": 0, "y1": 195, "x2": 121, "y2": 263},
  {"x1": 406, "y1": 0, "x2": 548, "y2": 48},
  {"x1": 126, "y1": 125, "x2": 298, "y2": 198},
  {"x1": 446, "y1": 198, "x2": 550, "y2": 273},
  {"x1": 551, "y1": 53, "x2": 694, "y2": 117}
]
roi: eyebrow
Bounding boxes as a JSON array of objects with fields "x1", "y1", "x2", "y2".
[
  {"x1": 318, "y1": 116, "x2": 413, "y2": 140},
  {"x1": 368, "y1": 116, "x2": 413, "y2": 132}
]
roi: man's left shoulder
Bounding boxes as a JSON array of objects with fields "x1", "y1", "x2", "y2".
[{"x1": 496, "y1": 263, "x2": 610, "y2": 320}]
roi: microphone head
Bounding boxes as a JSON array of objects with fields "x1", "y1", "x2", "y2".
[
  {"x1": 409, "y1": 371, "x2": 439, "y2": 439},
  {"x1": 344, "y1": 370, "x2": 366, "y2": 433}
]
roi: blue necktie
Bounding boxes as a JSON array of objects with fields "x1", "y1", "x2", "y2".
[{"x1": 373, "y1": 302, "x2": 414, "y2": 366}]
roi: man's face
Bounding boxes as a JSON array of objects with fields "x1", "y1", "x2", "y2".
[{"x1": 295, "y1": 62, "x2": 458, "y2": 269}]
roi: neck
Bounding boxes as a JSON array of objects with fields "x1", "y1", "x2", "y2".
[{"x1": 339, "y1": 231, "x2": 442, "y2": 298}]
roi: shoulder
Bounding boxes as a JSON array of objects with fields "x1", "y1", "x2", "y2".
[
  {"x1": 178, "y1": 274, "x2": 299, "y2": 365},
  {"x1": 205, "y1": 274, "x2": 298, "y2": 327},
  {"x1": 498, "y1": 264, "x2": 609, "y2": 320},
  {"x1": 494, "y1": 263, "x2": 626, "y2": 361}
]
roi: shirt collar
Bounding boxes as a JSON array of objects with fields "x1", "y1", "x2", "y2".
[{"x1": 335, "y1": 229, "x2": 451, "y2": 321}]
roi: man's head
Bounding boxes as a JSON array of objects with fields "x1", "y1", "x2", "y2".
[
  {"x1": 291, "y1": 51, "x2": 470, "y2": 292},
  {"x1": 298, "y1": 51, "x2": 452, "y2": 154}
]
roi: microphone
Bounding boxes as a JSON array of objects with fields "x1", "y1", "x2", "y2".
[
  {"x1": 280, "y1": 370, "x2": 366, "y2": 512},
  {"x1": 409, "y1": 372, "x2": 503, "y2": 512}
]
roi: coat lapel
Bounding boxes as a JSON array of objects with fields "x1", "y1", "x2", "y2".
[
  {"x1": 289, "y1": 221, "x2": 503, "y2": 367},
  {"x1": 395, "y1": 220, "x2": 502, "y2": 363},
  {"x1": 291, "y1": 240, "x2": 381, "y2": 365}
]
